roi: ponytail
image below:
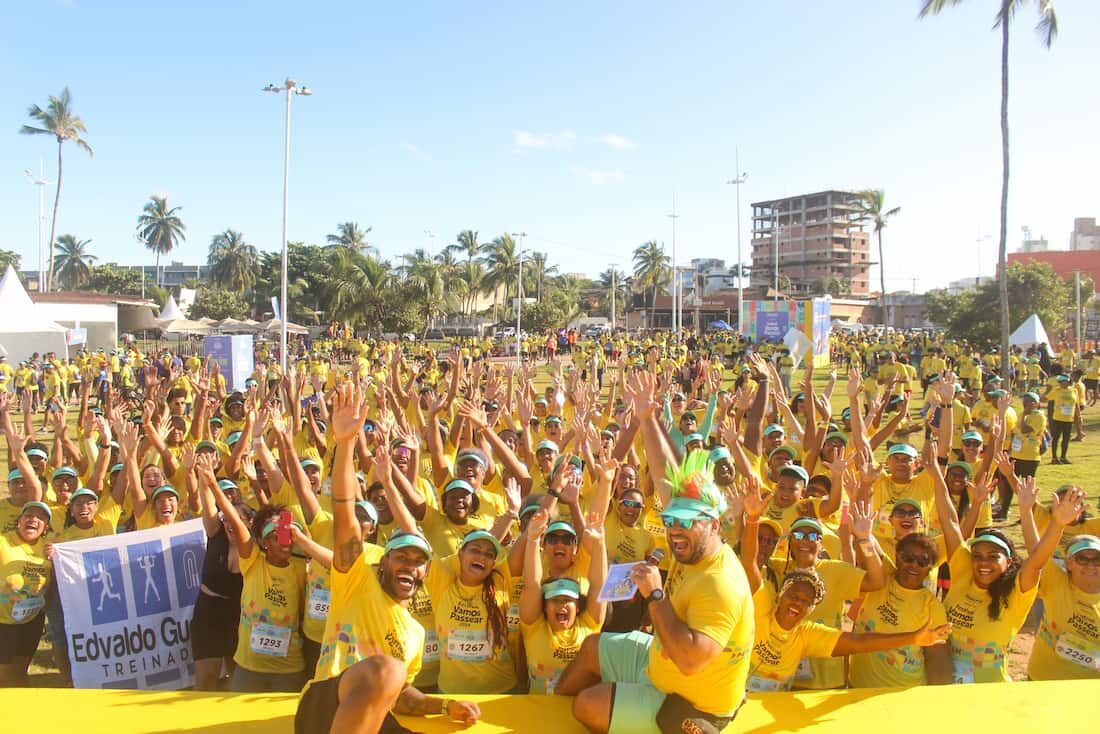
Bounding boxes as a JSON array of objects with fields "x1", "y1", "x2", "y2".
[{"x1": 483, "y1": 570, "x2": 508, "y2": 652}]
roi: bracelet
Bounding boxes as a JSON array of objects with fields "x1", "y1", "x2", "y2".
[{"x1": 440, "y1": 698, "x2": 453, "y2": 717}]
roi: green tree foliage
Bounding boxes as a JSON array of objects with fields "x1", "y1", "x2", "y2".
[
  {"x1": 924, "y1": 262, "x2": 1088, "y2": 345},
  {"x1": 0, "y1": 250, "x2": 22, "y2": 273},
  {"x1": 188, "y1": 286, "x2": 249, "y2": 321},
  {"x1": 80, "y1": 264, "x2": 149, "y2": 295},
  {"x1": 54, "y1": 234, "x2": 97, "y2": 289}
]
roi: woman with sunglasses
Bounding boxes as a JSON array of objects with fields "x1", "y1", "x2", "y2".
[
  {"x1": 519, "y1": 508, "x2": 608, "y2": 694},
  {"x1": 849, "y1": 530, "x2": 953, "y2": 687},
  {"x1": 931, "y1": 459, "x2": 1083, "y2": 683},
  {"x1": 1016, "y1": 480, "x2": 1100, "y2": 680},
  {"x1": 741, "y1": 477, "x2": 884, "y2": 690}
]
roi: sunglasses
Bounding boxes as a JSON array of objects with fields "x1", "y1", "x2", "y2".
[
  {"x1": 962, "y1": 441, "x2": 982, "y2": 448},
  {"x1": 891, "y1": 508, "x2": 922, "y2": 519},
  {"x1": 619, "y1": 499, "x2": 644, "y2": 509},
  {"x1": 898, "y1": 551, "x2": 934, "y2": 568},
  {"x1": 661, "y1": 515, "x2": 706, "y2": 529},
  {"x1": 544, "y1": 533, "x2": 577, "y2": 546},
  {"x1": 1070, "y1": 553, "x2": 1100, "y2": 568},
  {"x1": 791, "y1": 530, "x2": 822, "y2": 542}
]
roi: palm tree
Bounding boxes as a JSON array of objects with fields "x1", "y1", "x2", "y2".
[
  {"x1": 456, "y1": 260, "x2": 486, "y2": 315},
  {"x1": 599, "y1": 266, "x2": 630, "y2": 322},
  {"x1": 54, "y1": 234, "x2": 97, "y2": 289},
  {"x1": 633, "y1": 240, "x2": 670, "y2": 327},
  {"x1": 480, "y1": 234, "x2": 521, "y2": 320},
  {"x1": 528, "y1": 251, "x2": 558, "y2": 302},
  {"x1": 446, "y1": 229, "x2": 480, "y2": 266},
  {"x1": 326, "y1": 221, "x2": 375, "y2": 254},
  {"x1": 324, "y1": 247, "x2": 392, "y2": 326},
  {"x1": 136, "y1": 195, "x2": 186, "y2": 288},
  {"x1": 20, "y1": 87, "x2": 93, "y2": 292},
  {"x1": 920, "y1": 0, "x2": 1057, "y2": 376},
  {"x1": 403, "y1": 249, "x2": 454, "y2": 338},
  {"x1": 854, "y1": 189, "x2": 901, "y2": 324},
  {"x1": 208, "y1": 229, "x2": 259, "y2": 293}
]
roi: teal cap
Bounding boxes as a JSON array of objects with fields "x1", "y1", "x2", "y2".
[
  {"x1": 969, "y1": 533, "x2": 1013, "y2": 557},
  {"x1": 660, "y1": 496, "x2": 721, "y2": 522},
  {"x1": 887, "y1": 444, "x2": 918, "y2": 458},
  {"x1": 52, "y1": 466, "x2": 78, "y2": 480},
  {"x1": 70, "y1": 488, "x2": 98, "y2": 503},
  {"x1": 545, "y1": 521, "x2": 577, "y2": 538},
  {"x1": 442, "y1": 478, "x2": 476, "y2": 496},
  {"x1": 460, "y1": 529, "x2": 502, "y2": 556},
  {"x1": 779, "y1": 464, "x2": 809, "y2": 484},
  {"x1": 542, "y1": 578, "x2": 582, "y2": 600},
  {"x1": 151, "y1": 485, "x2": 179, "y2": 502},
  {"x1": 384, "y1": 530, "x2": 433, "y2": 557},
  {"x1": 20, "y1": 501, "x2": 52, "y2": 521}
]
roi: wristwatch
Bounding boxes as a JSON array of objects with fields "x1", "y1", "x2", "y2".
[{"x1": 646, "y1": 589, "x2": 665, "y2": 603}]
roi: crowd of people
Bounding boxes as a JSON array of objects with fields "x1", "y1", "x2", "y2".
[{"x1": 0, "y1": 327, "x2": 1097, "y2": 734}]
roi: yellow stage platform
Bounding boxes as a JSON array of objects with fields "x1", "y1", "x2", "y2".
[{"x1": 3, "y1": 681, "x2": 1090, "y2": 733}]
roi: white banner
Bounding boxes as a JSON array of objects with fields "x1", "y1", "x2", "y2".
[{"x1": 53, "y1": 519, "x2": 207, "y2": 689}]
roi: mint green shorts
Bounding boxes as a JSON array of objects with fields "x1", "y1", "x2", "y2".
[{"x1": 598, "y1": 631, "x2": 666, "y2": 734}]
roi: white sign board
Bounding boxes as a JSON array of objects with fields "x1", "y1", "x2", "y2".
[{"x1": 53, "y1": 519, "x2": 207, "y2": 689}]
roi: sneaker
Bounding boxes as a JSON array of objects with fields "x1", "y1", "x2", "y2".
[
  {"x1": 1061, "y1": 458, "x2": 1072, "y2": 464},
  {"x1": 1051, "y1": 458, "x2": 1062, "y2": 465}
]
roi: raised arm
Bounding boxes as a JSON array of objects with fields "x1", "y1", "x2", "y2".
[
  {"x1": 580, "y1": 511, "x2": 608, "y2": 625},
  {"x1": 1017, "y1": 483, "x2": 1084, "y2": 593},
  {"x1": 928, "y1": 447, "x2": 963, "y2": 559},
  {"x1": 330, "y1": 382, "x2": 369, "y2": 573},
  {"x1": 739, "y1": 476, "x2": 770, "y2": 593},
  {"x1": 520, "y1": 510, "x2": 550, "y2": 625}
]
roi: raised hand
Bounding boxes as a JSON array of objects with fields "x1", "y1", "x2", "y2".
[
  {"x1": 502, "y1": 477, "x2": 522, "y2": 515},
  {"x1": 1015, "y1": 475, "x2": 1038, "y2": 512},
  {"x1": 1051, "y1": 485, "x2": 1086, "y2": 526},
  {"x1": 741, "y1": 475, "x2": 771, "y2": 521},
  {"x1": 849, "y1": 497, "x2": 874, "y2": 540},
  {"x1": 330, "y1": 383, "x2": 366, "y2": 443},
  {"x1": 240, "y1": 454, "x2": 258, "y2": 483},
  {"x1": 846, "y1": 368, "x2": 863, "y2": 399},
  {"x1": 581, "y1": 511, "x2": 605, "y2": 553},
  {"x1": 526, "y1": 508, "x2": 550, "y2": 539}
]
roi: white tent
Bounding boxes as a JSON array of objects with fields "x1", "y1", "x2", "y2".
[
  {"x1": 260, "y1": 318, "x2": 309, "y2": 335},
  {"x1": 1010, "y1": 313, "x2": 1051, "y2": 349},
  {"x1": 157, "y1": 295, "x2": 184, "y2": 323},
  {"x1": 161, "y1": 319, "x2": 213, "y2": 336},
  {"x1": 0, "y1": 265, "x2": 68, "y2": 361}
]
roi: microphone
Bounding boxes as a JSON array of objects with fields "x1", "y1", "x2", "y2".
[{"x1": 646, "y1": 548, "x2": 665, "y2": 566}]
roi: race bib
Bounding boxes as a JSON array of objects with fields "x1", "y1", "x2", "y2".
[
  {"x1": 1060, "y1": 404, "x2": 1075, "y2": 417},
  {"x1": 1010, "y1": 437, "x2": 1023, "y2": 453},
  {"x1": 507, "y1": 603, "x2": 520, "y2": 632},
  {"x1": 1055, "y1": 634, "x2": 1100, "y2": 671},
  {"x1": 446, "y1": 628, "x2": 490, "y2": 662},
  {"x1": 11, "y1": 595, "x2": 45, "y2": 623},
  {"x1": 747, "y1": 675, "x2": 784, "y2": 693},
  {"x1": 250, "y1": 622, "x2": 292, "y2": 657},
  {"x1": 794, "y1": 658, "x2": 813, "y2": 680},
  {"x1": 952, "y1": 658, "x2": 974, "y2": 684},
  {"x1": 307, "y1": 587, "x2": 331, "y2": 621},
  {"x1": 423, "y1": 631, "x2": 441, "y2": 665}
]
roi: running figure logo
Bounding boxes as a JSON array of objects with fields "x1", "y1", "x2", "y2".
[{"x1": 93, "y1": 562, "x2": 122, "y2": 612}]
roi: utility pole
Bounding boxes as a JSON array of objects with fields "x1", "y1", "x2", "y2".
[
  {"x1": 727, "y1": 153, "x2": 748, "y2": 327},
  {"x1": 668, "y1": 195, "x2": 680, "y2": 332}
]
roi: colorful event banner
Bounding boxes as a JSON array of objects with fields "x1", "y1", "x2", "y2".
[{"x1": 53, "y1": 519, "x2": 207, "y2": 690}]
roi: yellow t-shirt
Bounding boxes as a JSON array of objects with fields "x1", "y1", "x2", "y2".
[
  {"x1": 849, "y1": 575, "x2": 948, "y2": 688},
  {"x1": 1028, "y1": 559, "x2": 1100, "y2": 680},
  {"x1": 647, "y1": 545, "x2": 754, "y2": 716},
  {"x1": 425, "y1": 554, "x2": 517, "y2": 694},
  {"x1": 872, "y1": 472, "x2": 936, "y2": 540},
  {"x1": 0, "y1": 500, "x2": 24, "y2": 536},
  {"x1": 54, "y1": 496, "x2": 120, "y2": 541},
  {"x1": 0, "y1": 531, "x2": 51, "y2": 625},
  {"x1": 520, "y1": 611, "x2": 601, "y2": 694},
  {"x1": 747, "y1": 585, "x2": 841, "y2": 693},
  {"x1": 309, "y1": 549, "x2": 424, "y2": 687},
  {"x1": 419, "y1": 509, "x2": 495, "y2": 559},
  {"x1": 234, "y1": 552, "x2": 307, "y2": 674},
  {"x1": 603, "y1": 512, "x2": 656, "y2": 565},
  {"x1": 407, "y1": 584, "x2": 439, "y2": 689},
  {"x1": 943, "y1": 544, "x2": 1038, "y2": 683},
  {"x1": 791, "y1": 560, "x2": 865, "y2": 690},
  {"x1": 1050, "y1": 387, "x2": 1079, "y2": 424},
  {"x1": 302, "y1": 511, "x2": 336, "y2": 643}
]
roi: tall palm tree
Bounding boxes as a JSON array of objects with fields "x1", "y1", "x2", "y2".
[
  {"x1": 446, "y1": 229, "x2": 480, "y2": 266},
  {"x1": 633, "y1": 240, "x2": 670, "y2": 327},
  {"x1": 326, "y1": 221, "x2": 375, "y2": 254},
  {"x1": 54, "y1": 234, "x2": 97, "y2": 289},
  {"x1": 208, "y1": 229, "x2": 259, "y2": 293},
  {"x1": 854, "y1": 189, "x2": 901, "y2": 324},
  {"x1": 456, "y1": 260, "x2": 486, "y2": 315},
  {"x1": 324, "y1": 247, "x2": 392, "y2": 326},
  {"x1": 920, "y1": 0, "x2": 1057, "y2": 376},
  {"x1": 403, "y1": 249, "x2": 454, "y2": 338},
  {"x1": 528, "y1": 251, "x2": 558, "y2": 302},
  {"x1": 136, "y1": 195, "x2": 187, "y2": 288},
  {"x1": 480, "y1": 234, "x2": 521, "y2": 320},
  {"x1": 20, "y1": 87, "x2": 92, "y2": 292}
]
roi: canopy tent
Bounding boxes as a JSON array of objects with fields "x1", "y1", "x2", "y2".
[
  {"x1": 0, "y1": 265, "x2": 68, "y2": 361},
  {"x1": 259, "y1": 318, "x2": 309, "y2": 335},
  {"x1": 160, "y1": 319, "x2": 213, "y2": 336},
  {"x1": 1009, "y1": 313, "x2": 1051, "y2": 349},
  {"x1": 214, "y1": 318, "x2": 261, "y2": 334},
  {"x1": 157, "y1": 295, "x2": 184, "y2": 322}
]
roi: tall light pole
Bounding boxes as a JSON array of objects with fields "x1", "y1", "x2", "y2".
[
  {"x1": 264, "y1": 78, "x2": 312, "y2": 373},
  {"x1": 726, "y1": 152, "x2": 748, "y2": 327},
  {"x1": 668, "y1": 195, "x2": 679, "y2": 333},
  {"x1": 23, "y1": 163, "x2": 53, "y2": 292},
  {"x1": 511, "y1": 232, "x2": 527, "y2": 365},
  {"x1": 610, "y1": 266, "x2": 617, "y2": 332},
  {"x1": 773, "y1": 200, "x2": 780, "y2": 301}
]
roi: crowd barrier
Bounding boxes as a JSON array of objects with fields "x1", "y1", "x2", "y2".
[{"x1": 2, "y1": 680, "x2": 1091, "y2": 732}]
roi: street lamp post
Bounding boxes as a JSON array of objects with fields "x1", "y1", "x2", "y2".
[
  {"x1": 511, "y1": 232, "x2": 527, "y2": 365},
  {"x1": 773, "y1": 201, "x2": 780, "y2": 301},
  {"x1": 263, "y1": 78, "x2": 312, "y2": 373},
  {"x1": 668, "y1": 196, "x2": 679, "y2": 333},
  {"x1": 726, "y1": 153, "x2": 748, "y2": 329},
  {"x1": 23, "y1": 162, "x2": 53, "y2": 293}
]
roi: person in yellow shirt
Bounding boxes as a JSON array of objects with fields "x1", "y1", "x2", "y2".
[
  {"x1": 1027, "y1": 534, "x2": 1100, "y2": 680},
  {"x1": 742, "y1": 566, "x2": 948, "y2": 693},
  {"x1": 849, "y1": 532, "x2": 953, "y2": 687},
  {"x1": 1048, "y1": 374, "x2": 1079, "y2": 464},
  {"x1": 558, "y1": 454, "x2": 754, "y2": 734},
  {"x1": 519, "y1": 509, "x2": 607, "y2": 694},
  {"x1": 0, "y1": 501, "x2": 53, "y2": 687},
  {"x1": 0, "y1": 357, "x2": 13, "y2": 393},
  {"x1": 932, "y1": 461, "x2": 1081, "y2": 683},
  {"x1": 1083, "y1": 350, "x2": 1100, "y2": 406}
]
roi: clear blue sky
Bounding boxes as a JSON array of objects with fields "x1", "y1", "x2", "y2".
[{"x1": 2, "y1": 1, "x2": 1098, "y2": 293}]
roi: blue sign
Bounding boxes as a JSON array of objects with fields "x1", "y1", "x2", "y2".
[
  {"x1": 126, "y1": 540, "x2": 171, "y2": 617},
  {"x1": 204, "y1": 334, "x2": 255, "y2": 392},
  {"x1": 169, "y1": 530, "x2": 205, "y2": 608},
  {"x1": 758, "y1": 311, "x2": 789, "y2": 340},
  {"x1": 82, "y1": 548, "x2": 128, "y2": 624}
]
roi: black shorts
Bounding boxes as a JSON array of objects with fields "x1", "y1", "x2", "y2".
[
  {"x1": 1013, "y1": 459, "x2": 1040, "y2": 478},
  {"x1": 656, "y1": 693, "x2": 742, "y2": 734},
  {"x1": 190, "y1": 591, "x2": 240, "y2": 661},
  {"x1": 1085, "y1": 379, "x2": 1097, "y2": 392},
  {"x1": 295, "y1": 674, "x2": 417, "y2": 734},
  {"x1": 0, "y1": 615, "x2": 46, "y2": 663}
]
